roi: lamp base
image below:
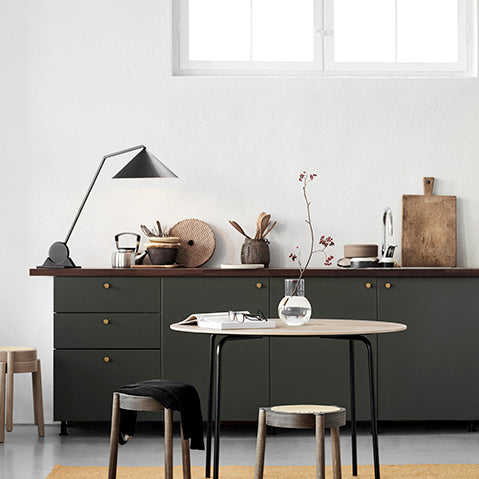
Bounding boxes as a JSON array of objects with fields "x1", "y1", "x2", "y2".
[{"x1": 37, "y1": 242, "x2": 80, "y2": 269}]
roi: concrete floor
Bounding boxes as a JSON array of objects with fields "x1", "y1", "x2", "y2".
[{"x1": 1, "y1": 422, "x2": 479, "y2": 479}]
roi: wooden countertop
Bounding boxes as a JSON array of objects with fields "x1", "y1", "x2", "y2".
[{"x1": 29, "y1": 267, "x2": 479, "y2": 277}]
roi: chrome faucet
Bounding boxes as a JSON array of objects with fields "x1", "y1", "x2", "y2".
[{"x1": 382, "y1": 207, "x2": 393, "y2": 257}]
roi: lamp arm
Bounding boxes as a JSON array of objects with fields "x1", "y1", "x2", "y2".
[{"x1": 63, "y1": 145, "x2": 145, "y2": 244}]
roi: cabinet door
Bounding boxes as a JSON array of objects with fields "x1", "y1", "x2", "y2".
[
  {"x1": 378, "y1": 278, "x2": 479, "y2": 420},
  {"x1": 270, "y1": 277, "x2": 377, "y2": 420},
  {"x1": 54, "y1": 349, "x2": 161, "y2": 421},
  {"x1": 162, "y1": 277, "x2": 269, "y2": 421}
]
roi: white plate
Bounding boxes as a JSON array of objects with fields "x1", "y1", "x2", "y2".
[{"x1": 220, "y1": 264, "x2": 265, "y2": 269}]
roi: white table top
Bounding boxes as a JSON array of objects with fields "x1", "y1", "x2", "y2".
[{"x1": 170, "y1": 318, "x2": 407, "y2": 336}]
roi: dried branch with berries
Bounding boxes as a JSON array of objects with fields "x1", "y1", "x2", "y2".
[{"x1": 288, "y1": 171, "x2": 334, "y2": 296}]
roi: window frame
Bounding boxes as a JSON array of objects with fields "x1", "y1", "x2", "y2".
[{"x1": 172, "y1": 0, "x2": 477, "y2": 78}]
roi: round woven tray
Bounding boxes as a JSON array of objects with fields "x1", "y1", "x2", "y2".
[
  {"x1": 271, "y1": 405, "x2": 342, "y2": 414},
  {"x1": 169, "y1": 219, "x2": 216, "y2": 267}
]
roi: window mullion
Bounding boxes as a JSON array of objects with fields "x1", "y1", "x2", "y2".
[
  {"x1": 395, "y1": 0, "x2": 398, "y2": 63},
  {"x1": 250, "y1": 0, "x2": 253, "y2": 61}
]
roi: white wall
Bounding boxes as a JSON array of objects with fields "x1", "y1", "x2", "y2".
[{"x1": 2, "y1": 0, "x2": 478, "y2": 423}]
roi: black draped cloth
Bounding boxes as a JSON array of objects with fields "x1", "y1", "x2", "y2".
[{"x1": 117, "y1": 379, "x2": 204, "y2": 450}]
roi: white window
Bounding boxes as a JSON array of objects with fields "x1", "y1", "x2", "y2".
[{"x1": 172, "y1": 0, "x2": 476, "y2": 77}]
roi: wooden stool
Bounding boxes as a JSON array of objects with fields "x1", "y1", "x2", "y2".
[
  {"x1": 0, "y1": 347, "x2": 44, "y2": 442},
  {"x1": 255, "y1": 404, "x2": 346, "y2": 479},
  {"x1": 108, "y1": 392, "x2": 191, "y2": 479}
]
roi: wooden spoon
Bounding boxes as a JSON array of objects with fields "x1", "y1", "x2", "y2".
[
  {"x1": 262, "y1": 220, "x2": 277, "y2": 239},
  {"x1": 256, "y1": 212, "x2": 268, "y2": 239},
  {"x1": 229, "y1": 220, "x2": 250, "y2": 239},
  {"x1": 259, "y1": 214, "x2": 271, "y2": 239}
]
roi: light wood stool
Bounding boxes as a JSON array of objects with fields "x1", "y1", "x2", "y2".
[
  {"x1": 108, "y1": 392, "x2": 191, "y2": 479},
  {"x1": 255, "y1": 404, "x2": 346, "y2": 479},
  {"x1": 0, "y1": 347, "x2": 44, "y2": 442}
]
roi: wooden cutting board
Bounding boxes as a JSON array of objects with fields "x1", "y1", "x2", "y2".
[{"x1": 402, "y1": 177, "x2": 456, "y2": 267}]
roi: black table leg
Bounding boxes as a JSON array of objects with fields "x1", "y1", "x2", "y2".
[
  {"x1": 358, "y1": 336, "x2": 380, "y2": 479},
  {"x1": 349, "y1": 340, "x2": 358, "y2": 476},
  {"x1": 60, "y1": 420, "x2": 68, "y2": 436},
  {"x1": 205, "y1": 334, "x2": 216, "y2": 479},
  {"x1": 213, "y1": 337, "x2": 227, "y2": 479}
]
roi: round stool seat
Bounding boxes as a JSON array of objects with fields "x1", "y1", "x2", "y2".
[
  {"x1": 0, "y1": 347, "x2": 38, "y2": 373},
  {"x1": 265, "y1": 404, "x2": 346, "y2": 430},
  {"x1": 0, "y1": 347, "x2": 36, "y2": 351},
  {"x1": 117, "y1": 393, "x2": 165, "y2": 412},
  {"x1": 0, "y1": 347, "x2": 37, "y2": 361},
  {"x1": 271, "y1": 404, "x2": 342, "y2": 414}
]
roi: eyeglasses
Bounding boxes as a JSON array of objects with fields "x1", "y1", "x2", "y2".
[{"x1": 228, "y1": 310, "x2": 267, "y2": 323}]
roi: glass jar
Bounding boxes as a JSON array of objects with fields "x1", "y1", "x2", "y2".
[{"x1": 278, "y1": 278, "x2": 312, "y2": 326}]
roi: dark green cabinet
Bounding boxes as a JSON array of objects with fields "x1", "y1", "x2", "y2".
[
  {"x1": 378, "y1": 278, "x2": 479, "y2": 420},
  {"x1": 269, "y1": 277, "x2": 377, "y2": 420},
  {"x1": 50, "y1": 273, "x2": 479, "y2": 423},
  {"x1": 162, "y1": 277, "x2": 270, "y2": 420}
]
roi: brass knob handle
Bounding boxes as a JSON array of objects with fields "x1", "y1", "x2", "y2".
[
  {"x1": 256, "y1": 283, "x2": 263, "y2": 289},
  {"x1": 103, "y1": 283, "x2": 110, "y2": 289},
  {"x1": 385, "y1": 282, "x2": 391, "y2": 289},
  {"x1": 103, "y1": 318, "x2": 110, "y2": 325},
  {"x1": 103, "y1": 356, "x2": 110, "y2": 363},
  {"x1": 365, "y1": 282, "x2": 372, "y2": 289}
]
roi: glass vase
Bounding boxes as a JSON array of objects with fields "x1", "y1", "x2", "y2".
[{"x1": 278, "y1": 278, "x2": 312, "y2": 326}]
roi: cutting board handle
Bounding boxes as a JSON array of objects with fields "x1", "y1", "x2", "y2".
[{"x1": 424, "y1": 177, "x2": 435, "y2": 195}]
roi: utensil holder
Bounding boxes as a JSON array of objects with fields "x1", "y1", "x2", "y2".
[{"x1": 241, "y1": 238, "x2": 270, "y2": 267}]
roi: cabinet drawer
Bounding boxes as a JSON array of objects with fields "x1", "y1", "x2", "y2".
[
  {"x1": 54, "y1": 349, "x2": 161, "y2": 421},
  {"x1": 54, "y1": 278, "x2": 160, "y2": 312},
  {"x1": 54, "y1": 313, "x2": 161, "y2": 349}
]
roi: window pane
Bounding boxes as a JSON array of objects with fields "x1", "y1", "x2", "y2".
[
  {"x1": 252, "y1": 0, "x2": 314, "y2": 62},
  {"x1": 334, "y1": 0, "x2": 395, "y2": 62},
  {"x1": 397, "y1": 0, "x2": 458, "y2": 62},
  {"x1": 189, "y1": 0, "x2": 251, "y2": 61}
]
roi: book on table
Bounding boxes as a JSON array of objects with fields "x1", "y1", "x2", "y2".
[{"x1": 178, "y1": 311, "x2": 276, "y2": 330}]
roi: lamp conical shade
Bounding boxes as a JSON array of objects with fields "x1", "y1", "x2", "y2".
[{"x1": 113, "y1": 148, "x2": 177, "y2": 179}]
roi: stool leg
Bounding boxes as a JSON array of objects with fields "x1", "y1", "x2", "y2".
[
  {"x1": 32, "y1": 370, "x2": 38, "y2": 426},
  {"x1": 164, "y1": 408, "x2": 173, "y2": 479},
  {"x1": 108, "y1": 393, "x2": 121, "y2": 479},
  {"x1": 331, "y1": 427, "x2": 342, "y2": 479},
  {"x1": 32, "y1": 359, "x2": 44, "y2": 437},
  {"x1": 254, "y1": 408, "x2": 267, "y2": 479},
  {"x1": 180, "y1": 425, "x2": 191, "y2": 479},
  {"x1": 0, "y1": 362, "x2": 6, "y2": 443},
  {"x1": 315, "y1": 414, "x2": 326, "y2": 479},
  {"x1": 6, "y1": 352, "x2": 14, "y2": 432}
]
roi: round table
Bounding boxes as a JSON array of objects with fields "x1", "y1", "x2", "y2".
[{"x1": 171, "y1": 319, "x2": 407, "y2": 479}]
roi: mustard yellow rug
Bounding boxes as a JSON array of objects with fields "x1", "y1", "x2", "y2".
[{"x1": 46, "y1": 464, "x2": 479, "y2": 478}]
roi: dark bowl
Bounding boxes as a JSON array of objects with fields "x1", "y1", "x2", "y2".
[{"x1": 147, "y1": 246, "x2": 179, "y2": 265}]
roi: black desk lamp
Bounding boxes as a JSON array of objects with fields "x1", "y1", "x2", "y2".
[{"x1": 39, "y1": 145, "x2": 177, "y2": 268}]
